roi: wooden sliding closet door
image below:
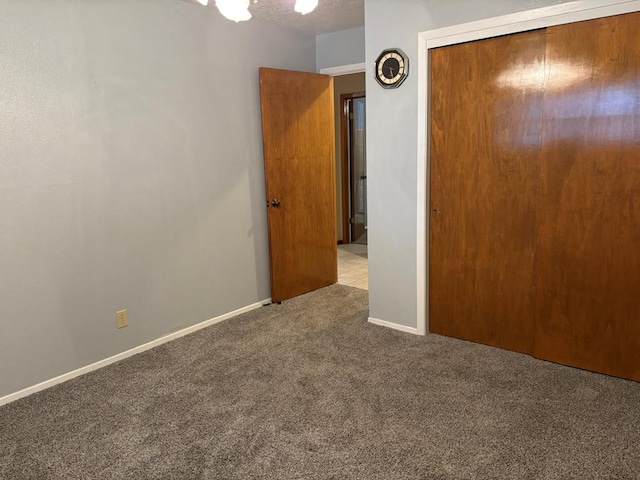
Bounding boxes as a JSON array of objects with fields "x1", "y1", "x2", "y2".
[
  {"x1": 533, "y1": 13, "x2": 640, "y2": 380},
  {"x1": 430, "y1": 31, "x2": 546, "y2": 354}
]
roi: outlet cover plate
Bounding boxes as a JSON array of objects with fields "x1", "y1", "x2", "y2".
[{"x1": 116, "y1": 309, "x2": 128, "y2": 329}]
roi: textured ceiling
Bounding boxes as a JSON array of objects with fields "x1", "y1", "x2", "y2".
[
  {"x1": 250, "y1": 0, "x2": 364, "y2": 35},
  {"x1": 187, "y1": 0, "x2": 364, "y2": 35}
]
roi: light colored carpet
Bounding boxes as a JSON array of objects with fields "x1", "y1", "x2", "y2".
[{"x1": 1, "y1": 284, "x2": 639, "y2": 479}]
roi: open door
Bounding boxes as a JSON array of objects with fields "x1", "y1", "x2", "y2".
[{"x1": 259, "y1": 68, "x2": 337, "y2": 303}]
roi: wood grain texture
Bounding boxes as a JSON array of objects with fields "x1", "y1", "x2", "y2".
[
  {"x1": 533, "y1": 13, "x2": 640, "y2": 380},
  {"x1": 259, "y1": 68, "x2": 337, "y2": 303},
  {"x1": 429, "y1": 30, "x2": 547, "y2": 354}
]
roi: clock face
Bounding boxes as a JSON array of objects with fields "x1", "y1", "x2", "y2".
[{"x1": 375, "y1": 48, "x2": 409, "y2": 89}]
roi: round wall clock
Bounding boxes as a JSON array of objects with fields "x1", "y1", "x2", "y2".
[{"x1": 375, "y1": 48, "x2": 409, "y2": 89}]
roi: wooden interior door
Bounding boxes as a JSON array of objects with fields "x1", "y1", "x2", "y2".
[
  {"x1": 429, "y1": 30, "x2": 546, "y2": 354},
  {"x1": 259, "y1": 68, "x2": 337, "y2": 303},
  {"x1": 532, "y1": 13, "x2": 640, "y2": 381}
]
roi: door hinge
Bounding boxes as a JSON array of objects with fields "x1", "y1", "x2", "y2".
[
  {"x1": 349, "y1": 112, "x2": 354, "y2": 120},
  {"x1": 349, "y1": 217, "x2": 356, "y2": 224}
]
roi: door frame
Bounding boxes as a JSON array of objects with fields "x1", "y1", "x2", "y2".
[
  {"x1": 416, "y1": 0, "x2": 640, "y2": 336},
  {"x1": 340, "y1": 91, "x2": 366, "y2": 244},
  {"x1": 319, "y1": 63, "x2": 366, "y2": 246},
  {"x1": 320, "y1": 63, "x2": 366, "y2": 77}
]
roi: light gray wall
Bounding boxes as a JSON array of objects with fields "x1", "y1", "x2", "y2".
[
  {"x1": 364, "y1": 0, "x2": 574, "y2": 328},
  {"x1": 316, "y1": 26, "x2": 365, "y2": 71},
  {"x1": 0, "y1": 0, "x2": 316, "y2": 398}
]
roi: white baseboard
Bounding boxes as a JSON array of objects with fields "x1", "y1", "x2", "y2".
[
  {"x1": 0, "y1": 298, "x2": 271, "y2": 408},
  {"x1": 368, "y1": 317, "x2": 422, "y2": 336}
]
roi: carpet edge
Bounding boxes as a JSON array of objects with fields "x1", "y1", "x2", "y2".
[{"x1": 0, "y1": 297, "x2": 271, "y2": 407}]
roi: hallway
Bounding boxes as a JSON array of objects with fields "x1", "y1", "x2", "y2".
[{"x1": 337, "y1": 243, "x2": 368, "y2": 290}]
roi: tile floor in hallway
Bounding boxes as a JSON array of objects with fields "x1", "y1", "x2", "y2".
[{"x1": 337, "y1": 243, "x2": 368, "y2": 290}]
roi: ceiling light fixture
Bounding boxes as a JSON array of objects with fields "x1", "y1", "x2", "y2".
[
  {"x1": 215, "y1": 0, "x2": 252, "y2": 22},
  {"x1": 294, "y1": 0, "x2": 318, "y2": 15},
  {"x1": 201, "y1": 0, "x2": 318, "y2": 21}
]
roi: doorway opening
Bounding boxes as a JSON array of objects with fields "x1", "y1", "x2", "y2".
[
  {"x1": 342, "y1": 94, "x2": 367, "y2": 245},
  {"x1": 331, "y1": 72, "x2": 367, "y2": 289}
]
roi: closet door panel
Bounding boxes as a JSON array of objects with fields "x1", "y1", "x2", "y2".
[
  {"x1": 430, "y1": 30, "x2": 546, "y2": 354},
  {"x1": 533, "y1": 13, "x2": 640, "y2": 380}
]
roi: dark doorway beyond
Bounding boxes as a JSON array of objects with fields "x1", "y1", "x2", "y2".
[
  {"x1": 333, "y1": 72, "x2": 366, "y2": 244},
  {"x1": 347, "y1": 96, "x2": 367, "y2": 245}
]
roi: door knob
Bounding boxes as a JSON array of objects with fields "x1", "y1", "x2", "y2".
[{"x1": 271, "y1": 199, "x2": 281, "y2": 207}]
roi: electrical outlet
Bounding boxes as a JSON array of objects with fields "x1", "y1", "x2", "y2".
[{"x1": 116, "y1": 309, "x2": 128, "y2": 329}]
